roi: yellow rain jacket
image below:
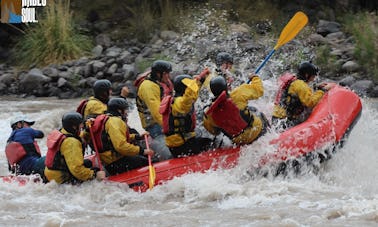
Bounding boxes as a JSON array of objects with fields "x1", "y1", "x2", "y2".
[
  {"x1": 272, "y1": 79, "x2": 324, "y2": 119},
  {"x1": 165, "y1": 79, "x2": 201, "y2": 147},
  {"x1": 204, "y1": 76, "x2": 265, "y2": 145},
  {"x1": 44, "y1": 128, "x2": 95, "y2": 184},
  {"x1": 136, "y1": 79, "x2": 163, "y2": 129},
  {"x1": 84, "y1": 96, "x2": 107, "y2": 119},
  {"x1": 99, "y1": 116, "x2": 141, "y2": 165}
]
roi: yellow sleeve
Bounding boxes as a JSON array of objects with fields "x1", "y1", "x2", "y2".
[
  {"x1": 172, "y1": 82, "x2": 199, "y2": 115},
  {"x1": 105, "y1": 117, "x2": 140, "y2": 156},
  {"x1": 203, "y1": 110, "x2": 220, "y2": 136},
  {"x1": 60, "y1": 137, "x2": 94, "y2": 181},
  {"x1": 290, "y1": 80, "x2": 324, "y2": 108},
  {"x1": 138, "y1": 81, "x2": 163, "y2": 125},
  {"x1": 230, "y1": 76, "x2": 264, "y2": 109}
]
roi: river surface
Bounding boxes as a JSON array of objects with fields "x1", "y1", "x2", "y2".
[{"x1": 0, "y1": 94, "x2": 377, "y2": 227}]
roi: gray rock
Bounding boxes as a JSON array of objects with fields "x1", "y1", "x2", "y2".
[
  {"x1": 58, "y1": 71, "x2": 72, "y2": 79},
  {"x1": 342, "y1": 61, "x2": 360, "y2": 72},
  {"x1": 92, "y1": 45, "x2": 103, "y2": 57},
  {"x1": 57, "y1": 77, "x2": 67, "y2": 88},
  {"x1": 122, "y1": 64, "x2": 136, "y2": 80},
  {"x1": 339, "y1": 76, "x2": 356, "y2": 87},
  {"x1": 92, "y1": 61, "x2": 106, "y2": 74},
  {"x1": 42, "y1": 67, "x2": 59, "y2": 79},
  {"x1": 160, "y1": 30, "x2": 179, "y2": 41},
  {"x1": 317, "y1": 20, "x2": 341, "y2": 36},
  {"x1": 95, "y1": 34, "x2": 111, "y2": 47},
  {"x1": 107, "y1": 63, "x2": 118, "y2": 75},
  {"x1": 350, "y1": 80, "x2": 374, "y2": 96},
  {"x1": 0, "y1": 73, "x2": 15, "y2": 85}
]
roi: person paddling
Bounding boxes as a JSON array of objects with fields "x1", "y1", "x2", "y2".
[
  {"x1": 5, "y1": 115, "x2": 46, "y2": 180},
  {"x1": 203, "y1": 75, "x2": 269, "y2": 145},
  {"x1": 271, "y1": 61, "x2": 336, "y2": 130}
]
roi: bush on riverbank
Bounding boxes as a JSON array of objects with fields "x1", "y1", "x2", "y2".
[
  {"x1": 13, "y1": 0, "x2": 92, "y2": 68},
  {"x1": 342, "y1": 12, "x2": 378, "y2": 82}
]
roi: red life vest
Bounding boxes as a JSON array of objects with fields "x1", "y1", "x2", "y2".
[
  {"x1": 274, "y1": 73, "x2": 297, "y2": 105},
  {"x1": 45, "y1": 130, "x2": 67, "y2": 169},
  {"x1": 76, "y1": 99, "x2": 88, "y2": 116},
  {"x1": 206, "y1": 91, "x2": 248, "y2": 138},
  {"x1": 160, "y1": 95, "x2": 196, "y2": 135},
  {"x1": 5, "y1": 141, "x2": 41, "y2": 165},
  {"x1": 91, "y1": 114, "x2": 130, "y2": 152},
  {"x1": 91, "y1": 114, "x2": 110, "y2": 152}
]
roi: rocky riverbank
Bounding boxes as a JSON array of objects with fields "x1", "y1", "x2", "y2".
[{"x1": 0, "y1": 12, "x2": 377, "y2": 99}]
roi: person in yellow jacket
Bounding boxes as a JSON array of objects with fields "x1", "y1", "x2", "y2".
[
  {"x1": 162, "y1": 72, "x2": 212, "y2": 157},
  {"x1": 203, "y1": 75, "x2": 269, "y2": 145},
  {"x1": 95, "y1": 98, "x2": 154, "y2": 175},
  {"x1": 136, "y1": 60, "x2": 173, "y2": 161},
  {"x1": 83, "y1": 79, "x2": 112, "y2": 119},
  {"x1": 44, "y1": 112, "x2": 106, "y2": 184},
  {"x1": 272, "y1": 61, "x2": 335, "y2": 129}
]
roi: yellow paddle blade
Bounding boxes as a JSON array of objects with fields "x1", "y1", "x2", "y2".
[
  {"x1": 182, "y1": 78, "x2": 199, "y2": 93},
  {"x1": 274, "y1": 11, "x2": 308, "y2": 50},
  {"x1": 148, "y1": 165, "x2": 156, "y2": 189}
]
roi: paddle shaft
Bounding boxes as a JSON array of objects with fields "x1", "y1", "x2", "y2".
[
  {"x1": 247, "y1": 11, "x2": 308, "y2": 83},
  {"x1": 144, "y1": 134, "x2": 153, "y2": 167}
]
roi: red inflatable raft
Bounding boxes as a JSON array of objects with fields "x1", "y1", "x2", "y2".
[{"x1": 107, "y1": 85, "x2": 362, "y2": 192}]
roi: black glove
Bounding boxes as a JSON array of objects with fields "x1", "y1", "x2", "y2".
[{"x1": 91, "y1": 167, "x2": 100, "y2": 174}]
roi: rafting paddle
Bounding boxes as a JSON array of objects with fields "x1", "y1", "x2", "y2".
[
  {"x1": 144, "y1": 134, "x2": 156, "y2": 190},
  {"x1": 86, "y1": 120, "x2": 103, "y2": 171},
  {"x1": 248, "y1": 11, "x2": 309, "y2": 83}
]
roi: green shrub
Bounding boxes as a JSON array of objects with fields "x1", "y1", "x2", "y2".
[
  {"x1": 13, "y1": 0, "x2": 92, "y2": 68},
  {"x1": 342, "y1": 12, "x2": 378, "y2": 81}
]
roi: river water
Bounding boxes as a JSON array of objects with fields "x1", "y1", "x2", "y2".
[{"x1": 0, "y1": 93, "x2": 377, "y2": 226}]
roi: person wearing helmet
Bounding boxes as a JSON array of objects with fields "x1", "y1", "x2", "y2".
[
  {"x1": 203, "y1": 52, "x2": 238, "y2": 91},
  {"x1": 5, "y1": 114, "x2": 46, "y2": 179},
  {"x1": 161, "y1": 71, "x2": 211, "y2": 157},
  {"x1": 272, "y1": 61, "x2": 336, "y2": 129},
  {"x1": 82, "y1": 79, "x2": 113, "y2": 119},
  {"x1": 89, "y1": 98, "x2": 154, "y2": 175},
  {"x1": 136, "y1": 60, "x2": 174, "y2": 161},
  {"x1": 44, "y1": 112, "x2": 106, "y2": 184},
  {"x1": 203, "y1": 75, "x2": 269, "y2": 145}
]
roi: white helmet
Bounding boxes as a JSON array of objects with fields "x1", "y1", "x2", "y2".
[{"x1": 10, "y1": 114, "x2": 35, "y2": 128}]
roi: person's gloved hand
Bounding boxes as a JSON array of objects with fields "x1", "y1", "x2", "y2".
[
  {"x1": 194, "y1": 68, "x2": 210, "y2": 83},
  {"x1": 120, "y1": 86, "x2": 129, "y2": 98},
  {"x1": 95, "y1": 170, "x2": 106, "y2": 181},
  {"x1": 317, "y1": 82, "x2": 336, "y2": 91},
  {"x1": 143, "y1": 148, "x2": 154, "y2": 157},
  {"x1": 248, "y1": 74, "x2": 259, "y2": 81}
]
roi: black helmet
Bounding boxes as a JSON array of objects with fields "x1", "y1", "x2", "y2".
[
  {"x1": 107, "y1": 98, "x2": 129, "y2": 115},
  {"x1": 93, "y1": 79, "x2": 112, "y2": 99},
  {"x1": 297, "y1": 61, "x2": 319, "y2": 81},
  {"x1": 210, "y1": 76, "x2": 227, "y2": 97},
  {"x1": 62, "y1": 112, "x2": 83, "y2": 135},
  {"x1": 173, "y1": 74, "x2": 192, "y2": 96},
  {"x1": 216, "y1": 52, "x2": 233, "y2": 67},
  {"x1": 151, "y1": 60, "x2": 172, "y2": 79}
]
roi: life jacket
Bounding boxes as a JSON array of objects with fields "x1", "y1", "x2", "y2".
[
  {"x1": 159, "y1": 95, "x2": 196, "y2": 136},
  {"x1": 136, "y1": 75, "x2": 170, "y2": 128},
  {"x1": 45, "y1": 130, "x2": 73, "y2": 171},
  {"x1": 274, "y1": 73, "x2": 297, "y2": 105},
  {"x1": 76, "y1": 99, "x2": 88, "y2": 116},
  {"x1": 91, "y1": 114, "x2": 130, "y2": 153},
  {"x1": 206, "y1": 91, "x2": 250, "y2": 138},
  {"x1": 274, "y1": 73, "x2": 304, "y2": 118},
  {"x1": 5, "y1": 141, "x2": 41, "y2": 165}
]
